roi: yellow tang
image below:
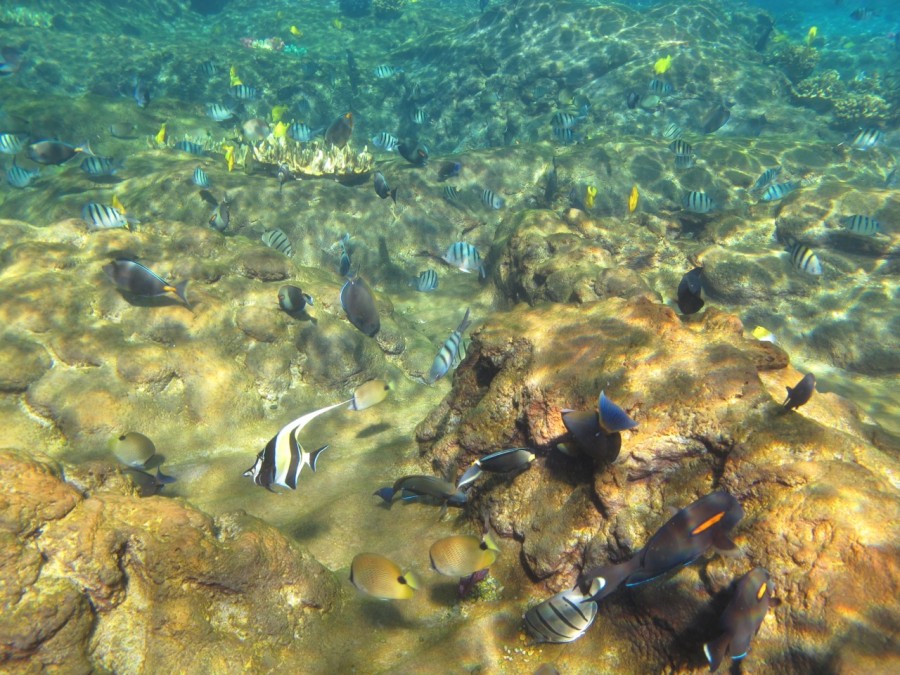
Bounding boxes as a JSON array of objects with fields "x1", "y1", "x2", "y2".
[
  {"x1": 628, "y1": 185, "x2": 639, "y2": 213},
  {"x1": 229, "y1": 66, "x2": 242, "y2": 87},
  {"x1": 289, "y1": 25, "x2": 302, "y2": 37},
  {"x1": 332, "y1": 18, "x2": 343, "y2": 30},
  {"x1": 654, "y1": 55, "x2": 673, "y2": 75},
  {"x1": 155, "y1": 122, "x2": 168, "y2": 146},
  {"x1": 271, "y1": 105, "x2": 289, "y2": 123},
  {"x1": 585, "y1": 185, "x2": 597, "y2": 209},
  {"x1": 273, "y1": 121, "x2": 289, "y2": 139},
  {"x1": 751, "y1": 325, "x2": 776, "y2": 343},
  {"x1": 111, "y1": 194, "x2": 126, "y2": 214},
  {"x1": 223, "y1": 144, "x2": 235, "y2": 172},
  {"x1": 806, "y1": 26, "x2": 817, "y2": 46}
]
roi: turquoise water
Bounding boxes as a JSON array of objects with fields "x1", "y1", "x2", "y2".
[{"x1": 1, "y1": 1, "x2": 898, "y2": 673}]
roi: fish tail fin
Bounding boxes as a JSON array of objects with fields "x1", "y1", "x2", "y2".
[
  {"x1": 155, "y1": 467, "x2": 177, "y2": 484},
  {"x1": 580, "y1": 555, "x2": 641, "y2": 602},
  {"x1": 77, "y1": 140, "x2": 94, "y2": 156},
  {"x1": 309, "y1": 444, "x2": 329, "y2": 472},
  {"x1": 458, "y1": 307, "x2": 472, "y2": 335},
  {"x1": 703, "y1": 634, "x2": 730, "y2": 672},
  {"x1": 304, "y1": 294, "x2": 314, "y2": 306},
  {"x1": 173, "y1": 280, "x2": 190, "y2": 307},
  {"x1": 402, "y1": 570, "x2": 420, "y2": 590},
  {"x1": 390, "y1": 188, "x2": 397, "y2": 203},
  {"x1": 782, "y1": 386, "x2": 793, "y2": 406}
]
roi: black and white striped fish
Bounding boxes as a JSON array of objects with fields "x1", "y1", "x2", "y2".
[
  {"x1": 674, "y1": 154, "x2": 695, "y2": 169},
  {"x1": 443, "y1": 185, "x2": 460, "y2": 204},
  {"x1": 6, "y1": 162, "x2": 39, "y2": 188},
  {"x1": 80, "y1": 155, "x2": 121, "y2": 177},
  {"x1": 427, "y1": 308, "x2": 471, "y2": 384},
  {"x1": 412, "y1": 108, "x2": 427, "y2": 124},
  {"x1": 206, "y1": 103, "x2": 235, "y2": 122},
  {"x1": 482, "y1": 188, "x2": 504, "y2": 209},
  {"x1": 229, "y1": 84, "x2": 259, "y2": 101},
  {"x1": 82, "y1": 202, "x2": 130, "y2": 230},
  {"x1": 663, "y1": 122, "x2": 683, "y2": 140},
  {"x1": 524, "y1": 581, "x2": 601, "y2": 644},
  {"x1": 243, "y1": 400, "x2": 349, "y2": 491},
  {"x1": 0, "y1": 132, "x2": 27, "y2": 155},
  {"x1": 751, "y1": 166, "x2": 782, "y2": 191},
  {"x1": 669, "y1": 139, "x2": 693, "y2": 156},
  {"x1": 760, "y1": 181, "x2": 798, "y2": 202},
  {"x1": 371, "y1": 132, "x2": 399, "y2": 151},
  {"x1": 682, "y1": 191, "x2": 714, "y2": 213},
  {"x1": 175, "y1": 140, "x2": 205, "y2": 155},
  {"x1": 553, "y1": 126, "x2": 576, "y2": 144},
  {"x1": 411, "y1": 269, "x2": 438, "y2": 292},
  {"x1": 200, "y1": 61, "x2": 217, "y2": 78},
  {"x1": 842, "y1": 214, "x2": 879, "y2": 236},
  {"x1": 847, "y1": 127, "x2": 883, "y2": 150},
  {"x1": 551, "y1": 111, "x2": 583, "y2": 130},
  {"x1": 789, "y1": 242, "x2": 823, "y2": 275},
  {"x1": 261, "y1": 228, "x2": 293, "y2": 257},
  {"x1": 442, "y1": 241, "x2": 485, "y2": 276},
  {"x1": 649, "y1": 78, "x2": 674, "y2": 95},
  {"x1": 288, "y1": 122, "x2": 316, "y2": 142},
  {"x1": 373, "y1": 65, "x2": 403, "y2": 79},
  {"x1": 192, "y1": 166, "x2": 210, "y2": 188}
]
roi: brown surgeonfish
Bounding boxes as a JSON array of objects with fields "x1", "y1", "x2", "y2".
[
  {"x1": 350, "y1": 553, "x2": 419, "y2": 600},
  {"x1": 340, "y1": 275, "x2": 380, "y2": 336},
  {"x1": 325, "y1": 112, "x2": 353, "y2": 148},
  {"x1": 103, "y1": 259, "x2": 189, "y2": 306},
  {"x1": 704, "y1": 567, "x2": 772, "y2": 672},
  {"x1": 582, "y1": 491, "x2": 744, "y2": 600},
  {"x1": 430, "y1": 533, "x2": 500, "y2": 577}
]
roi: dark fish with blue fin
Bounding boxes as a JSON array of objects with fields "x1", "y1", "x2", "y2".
[
  {"x1": 682, "y1": 191, "x2": 714, "y2": 213},
  {"x1": 6, "y1": 162, "x2": 39, "y2": 188},
  {"x1": 341, "y1": 275, "x2": 380, "y2": 336},
  {"x1": 325, "y1": 112, "x2": 354, "y2": 148},
  {"x1": 411, "y1": 269, "x2": 438, "y2": 292},
  {"x1": 456, "y1": 447, "x2": 535, "y2": 489},
  {"x1": 27, "y1": 139, "x2": 90, "y2": 165},
  {"x1": 598, "y1": 391, "x2": 638, "y2": 433},
  {"x1": 842, "y1": 214, "x2": 879, "y2": 236},
  {"x1": 704, "y1": 568, "x2": 772, "y2": 673},
  {"x1": 442, "y1": 241, "x2": 485, "y2": 277},
  {"x1": 701, "y1": 103, "x2": 730, "y2": 134},
  {"x1": 751, "y1": 166, "x2": 781, "y2": 191},
  {"x1": 261, "y1": 228, "x2": 293, "y2": 257},
  {"x1": 788, "y1": 242, "x2": 822, "y2": 275},
  {"x1": 175, "y1": 140, "x2": 205, "y2": 155},
  {"x1": 102, "y1": 259, "x2": 189, "y2": 306},
  {"x1": 398, "y1": 140, "x2": 428, "y2": 166},
  {"x1": 373, "y1": 171, "x2": 397, "y2": 202},
  {"x1": 243, "y1": 400, "x2": 348, "y2": 490},
  {"x1": 278, "y1": 285, "x2": 313, "y2": 313},
  {"x1": 438, "y1": 161, "x2": 462, "y2": 181},
  {"x1": 677, "y1": 267, "x2": 705, "y2": 315},
  {"x1": 125, "y1": 466, "x2": 176, "y2": 497},
  {"x1": 760, "y1": 181, "x2": 798, "y2": 202},
  {"x1": 582, "y1": 491, "x2": 744, "y2": 600},
  {"x1": 427, "y1": 308, "x2": 471, "y2": 384},
  {"x1": 783, "y1": 372, "x2": 815, "y2": 411},
  {"x1": 561, "y1": 409, "x2": 622, "y2": 464},
  {"x1": 80, "y1": 155, "x2": 122, "y2": 177},
  {"x1": 524, "y1": 580, "x2": 601, "y2": 644}
]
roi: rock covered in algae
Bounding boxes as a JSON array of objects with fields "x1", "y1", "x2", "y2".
[
  {"x1": 0, "y1": 448, "x2": 339, "y2": 673},
  {"x1": 416, "y1": 297, "x2": 900, "y2": 672},
  {"x1": 251, "y1": 138, "x2": 373, "y2": 182}
]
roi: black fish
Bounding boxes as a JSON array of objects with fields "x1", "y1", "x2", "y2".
[
  {"x1": 677, "y1": 267, "x2": 705, "y2": 315},
  {"x1": 0, "y1": 45, "x2": 24, "y2": 76},
  {"x1": 398, "y1": 140, "x2": 428, "y2": 166},
  {"x1": 376, "y1": 475, "x2": 467, "y2": 508},
  {"x1": 582, "y1": 492, "x2": 744, "y2": 599},
  {"x1": 701, "y1": 104, "x2": 730, "y2": 134},
  {"x1": 27, "y1": 140, "x2": 90, "y2": 165},
  {"x1": 278, "y1": 285, "x2": 313, "y2": 313},
  {"x1": 626, "y1": 91, "x2": 640, "y2": 109},
  {"x1": 704, "y1": 568, "x2": 772, "y2": 672},
  {"x1": 456, "y1": 448, "x2": 536, "y2": 488},
  {"x1": 325, "y1": 112, "x2": 353, "y2": 148},
  {"x1": 783, "y1": 373, "x2": 815, "y2": 411},
  {"x1": 373, "y1": 171, "x2": 397, "y2": 202},
  {"x1": 438, "y1": 161, "x2": 462, "y2": 181},
  {"x1": 561, "y1": 409, "x2": 622, "y2": 465},
  {"x1": 103, "y1": 259, "x2": 189, "y2": 306},
  {"x1": 340, "y1": 276, "x2": 380, "y2": 336}
]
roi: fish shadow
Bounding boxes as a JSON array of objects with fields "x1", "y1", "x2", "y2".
[
  {"x1": 119, "y1": 292, "x2": 187, "y2": 309},
  {"x1": 357, "y1": 598, "x2": 418, "y2": 629},
  {"x1": 286, "y1": 518, "x2": 327, "y2": 542},
  {"x1": 355, "y1": 422, "x2": 391, "y2": 439},
  {"x1": 86, "y1": 175, "x2": 123, "y2": 185},
  {"x1": 426, "y1": 581, "x2": 462, "y2": 608},
  {"x1": 285, "y1": 310, "x2": 317, "y2": 324}
]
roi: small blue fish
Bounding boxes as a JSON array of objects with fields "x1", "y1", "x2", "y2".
[
  {"x1": 442, "y1": 241, "x2": 485, "y2": 277},
  {"x1": 751, "y1": 166, "x2": 782, "y2": 191},
  {"x1": 481, "y1": 188, "x2": 504, "y2": 209},
  {"x1": 80, "y1": 155, "x2": 121, "y2": 177},
  {"x1": 373, "y1": 65, "x2": 403, "y2": 79},
  {"x1": 411, "y1": 269, "x2": 439, "y2": 292},
  {"x1": 206, "y1": 103, "x2": 235, "y2": 122},
  {"x1": 0, "y1": 132, "x2": 27, "y2": 155},
  {"x1": 788, "y1": 243, "x2": 822, "y2": 276},
  {"x1": 682, "y1": 191, "x2": 714, "y2": 213},
  {"x1": 175, "y1": 140, "x2": 205, "y2": 156},
  {"x1": 847, "y1": 127, "x2": 883, "y2": 150},
  {"x1": 760, "y1": 181, "x2": 798, "y2": 202},
  {"x1": 427, "y1": 308, "x2": 471, "y2": 384},
  {"x1": 6, "y1": 162, "x2": 39, "y2": 188},
  {"x1": 229, "y1": 84, "x2": 259, "y2": 101},
  {"x1": 192, "y1": 166, "x2": 210, "y2": 188},
  {"x1": 288, "y1": 123, "x2": 320, "y2": 142},
  {"x1": 371, "y1": 132, "x2": 399, "y2": 152}
]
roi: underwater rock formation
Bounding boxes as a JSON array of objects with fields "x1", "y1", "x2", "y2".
[
  {"x1": 0, "y1": 448, "x2": 338, "y2": 672},
  {"x1": 251, "y1": 139, "x2": 373, "y2": 183},
  {"x1": 417, "y1": 297, "x2": 900, "y2": 671}
]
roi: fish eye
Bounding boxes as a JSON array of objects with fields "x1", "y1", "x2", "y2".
[{"x1": 398, "y1": 576, "x2": 407, "y2": 585}]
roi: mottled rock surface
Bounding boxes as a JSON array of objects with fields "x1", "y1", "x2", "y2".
[{"x1": 0, "y1": 449, "x2": 339, "y2": 673}]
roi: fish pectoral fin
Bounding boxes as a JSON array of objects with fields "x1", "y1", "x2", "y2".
[
  {"x1": 713, "y1": 531, "x2": 740, "y2": 554},
  {"x1": 703, "y1": 635, "x2": 730, "y2": 672}
]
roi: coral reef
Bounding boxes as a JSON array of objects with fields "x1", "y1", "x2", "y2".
[
  {"x1": 768, "y1": 43, "x2": 820, "y2": 84},
  {"x1": 792, "y1": 70, "x2": 894, "y2": 127},
  {"x1": 373, "y1": 0, "x2": 406, "y2": 20},
  {"x1": 251, "y1": 138, "x2": 373, "y2": 182}
]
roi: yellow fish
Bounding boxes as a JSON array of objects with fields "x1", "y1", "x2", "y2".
[
  {"x1": 654, "y1": 55, "x2": 673, "y2": 75},
  {"x1": 585, "y1": 185, "x2": 597, "y2": 209},
  {"x1": 806, "y1": 26, "x2": 817, "y2": 46},
  {"x1": 223, "y1": 144, "x2": 235, "y2": 172},
  {"x1": 271, "y1": 105, "x2": 289, "y2": 123},
  {"x1": 229, "y1": 66, "x2": 242, "y2": 87},
  {"x1": 628, "y1": 185, "x2": 639, "y2": 213},
  {"x1": 155, "y1": 122, "x2": 168, "y2": 146},
  {"x1": 273, "y1": 121, "x2": 289, "y2": 139},
  {"x1": 111, "y1": 194, "x2": 126, "y2": 214},
  {"x1": 289, "y1": 25, "x2": 302, "y2": 37},
  {"x1": 332, "y1": 18, "x2": 343, "y2": 30},
  {"x1": 751, "y1": 326, "x2": 777, "y2": 343}
]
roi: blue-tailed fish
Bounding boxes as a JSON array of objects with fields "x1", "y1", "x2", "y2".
[
  {"x1": 376, "y1": 475, "x2": 466, "y2": 508},
  {"x1": 430, "y1": 532, "x2": 499, "y2": 577},
  {"x1": 760, "y1": 181, "x2": 798, "y2": 202},
  {"x1": 427, "y1": 308, "x2": 471, "y2": 384},
  {"x1": 27, "y1": 139, "x2": 91, "y2": 165},
  {"x1": 676, "y1": 267, "x2": 704, "y2": 315},
  {"x1": 350, "y1": 553, "x2": 419, "y2": 600},
  {"x1": 277, "y1": 285, "x2": 313, "y2": 313},
  {"x1": 341, "y1": 276, "x2": 380, "y2": 337},
  {"x1": 704, "y1": 568, "x2": 772, "y2": 672},
  {"x1": 783, "y1": 373, "x2": 815, "y2": 411},
  {"x1": 524, "y1": 579, "x2": 602, "y2": 644},
  {"x1": 456, "y1": 447, "x2": 536, "y2": 489},
  {"x1": 103, "y1": 259, "x2": 189, "y2": 306},
  {"x1": 581, "y1": 491, "x2": 744, "y2": 601},
  {"x1": 561, "y1": 409, "x2": 622, "y2": 464},
  {"x1": 598, "y1": 391, "x2": 638, "y2": 433}
]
